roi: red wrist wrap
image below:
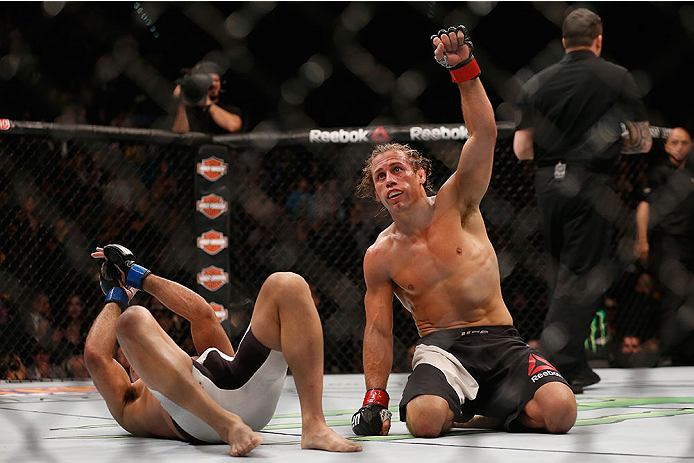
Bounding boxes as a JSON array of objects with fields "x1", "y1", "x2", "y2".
[
  {"x1": 363, "y1": 388, "x2": 389, "y2": 407},
  {"x1": 449, "y1": 58, "x2": 481, "y2": 83}
]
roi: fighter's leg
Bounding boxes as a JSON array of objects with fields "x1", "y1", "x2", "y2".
[
  {"x1": 517, "y1": 381, "x2": 576, "y2": 433},
  {"x1": 249, "y1": 272, "x2": 361, "y2": 452},
  {"x1": 115, "y1": 305, "x2": 261, "y2": 456}
]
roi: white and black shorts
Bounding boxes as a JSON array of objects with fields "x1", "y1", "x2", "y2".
[
  {"x1": 399, "y1": 325, "x2": 568, "y2": 431},
  {"x1": 150, "y1": 327, "x2": 287, "y2": 443}
]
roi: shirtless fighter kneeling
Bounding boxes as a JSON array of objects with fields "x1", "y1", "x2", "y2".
[
  {"x1": 85, "y1": 244, "x2": 361, "y2": 456},
  {"x1": 351, "y1": 26, "x2": 577, "y2": 438}
]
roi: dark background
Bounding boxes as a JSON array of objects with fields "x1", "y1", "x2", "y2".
[{"x1": 1, "y1": 1, "x2": 693, "y2": 132}]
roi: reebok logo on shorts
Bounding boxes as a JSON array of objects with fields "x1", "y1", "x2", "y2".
[{"x1": 528, "y1": 353, "x2": 561, "y2": 382}]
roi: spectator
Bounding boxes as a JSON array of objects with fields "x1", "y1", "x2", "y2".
[
  {"x1": 1, "y1": 294, "x2": 31, "y2": 379},
  {"x1": 1, "y1": 294, "x2": 31, "y2": 362},
  {"x1": 65, "y1": 353, "x2": 90, "y2": 378},
  {"x1": 634, "y1": 127, "x2": 694, "y2": 365},
  {"x1": 21, "y1": 293, "x2": 56, "y2": 351},
  {"x1": 61, "y1": 294, "x2": 89, "y2": 348},
  {"x1": 285, "y1": 177, "x2": 315, "y2": 218},
  {"x1": 513, "y1": 8, "x2": 652, "y2": 392},
  {"x1": 172, "y1": 61, "x2": 243, "y2": 134},
  {"x1": 2, "y1": 353, "x2": 27, "y2": 380},
  {"x1": 50, "y1": 294, "x2": 91, "y2": 375},
  {"x1": 25, "y1": 346, "x2": 63, "y2": 379}
]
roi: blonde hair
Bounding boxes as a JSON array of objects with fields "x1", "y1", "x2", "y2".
[{"x1": 355, "y1": 143, "x2": 432, "y2": 199}]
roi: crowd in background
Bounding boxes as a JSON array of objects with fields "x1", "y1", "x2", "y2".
[{"x1": 2, "y1": 129, "x2": 692, "y2": 381}]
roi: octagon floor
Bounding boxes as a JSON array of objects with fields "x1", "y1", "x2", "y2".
[{"x1": 1, "y1": 368, "x2": 693, "y2": 462}]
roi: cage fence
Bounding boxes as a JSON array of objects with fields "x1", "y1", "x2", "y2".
[{"x1": 0, "y1": 121, "x2": 674, "y2": 379}]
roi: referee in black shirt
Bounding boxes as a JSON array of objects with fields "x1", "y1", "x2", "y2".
[{"x1": 513, "y1": 8, "x2": 652, "y2": 393}]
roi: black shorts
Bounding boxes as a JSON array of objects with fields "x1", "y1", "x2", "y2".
[{"x1": 399, "y1": 326, "x2": 569, "y2": 432}]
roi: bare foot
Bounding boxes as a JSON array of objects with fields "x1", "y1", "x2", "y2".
[
  {"x1": 225, "y1": 420, "x2": 263, "y2": 456},
  {"x1": 301, "y1": 424, "x2": 362, "y2": 452}
]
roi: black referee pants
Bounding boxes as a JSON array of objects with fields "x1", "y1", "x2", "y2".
[{"x1": 535, "y1": 167, "x2": 617, "y2": 379}]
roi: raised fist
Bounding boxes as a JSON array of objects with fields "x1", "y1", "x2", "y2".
[{"x1": 431, "y1": 25, "x2": 480, "y2": 82}]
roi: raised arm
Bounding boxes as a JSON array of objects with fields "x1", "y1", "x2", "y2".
[
  {"x1": 172, "y1": 84, "x2": 191, "y2": 133},
  {"x1": 93, "y1": 244, "x2": 233, "y2": 357},
  {"x1": 172, "y1": 103, "x2": 191, "y2": 133},
  {"x1": 432, "y1": 26, "x2": 497, "y2": 207},
  {"x1": 143, "y1": 274, "x2": 234, "y2": 356},
  {"x1": 83, "y1": 274, "x2": 166, "y2": 438},
  {"x1": 206, "y1": 101, "x2": 242, "y2": 133},
  {"x1": 84, "y1": 301, "x2": 141, "y2": 430}
]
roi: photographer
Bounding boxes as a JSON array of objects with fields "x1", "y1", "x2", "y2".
[{"x1": 172, "y1": 61, "x2": 243, "y2": 134}]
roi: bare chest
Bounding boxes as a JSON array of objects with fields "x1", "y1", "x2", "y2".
[
  {"x1": 391, "y1": 238, "x2": 464, "y2": 292},
  {"x1": 388, "y1": 223, "x2": 492, "y2": 298}
]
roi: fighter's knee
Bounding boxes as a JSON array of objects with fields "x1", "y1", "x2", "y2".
[
  {"x1": 532, "y1": 383, "x2": 577, "y2": 434},
  {"x1": 405, "y1": 396, "x2": 452, "y2": 438},
  {"x1": 115, "y1": 305, "x2": 150, "y2": 337},
  {"x1": 264, "y1": 272, "x2": 309, "y2": 294},
  {"x1": 547, "y1": 391, "x2": 577, "y2": 434}
]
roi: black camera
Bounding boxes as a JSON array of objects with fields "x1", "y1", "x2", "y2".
[
  {"x1": 177, "y1": 61, "x2": 223, "y2": 107},
  {"x1": 178, "y1": 73, "x2": 213, "y2": 107}
]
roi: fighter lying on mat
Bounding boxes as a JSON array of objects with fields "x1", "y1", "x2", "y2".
[
  {"x1": 351, "y1": 25, "x2": 577, "y2": 437},
  {"x1": 85, "y1": 244, "x2": 361, "y2": 456}
]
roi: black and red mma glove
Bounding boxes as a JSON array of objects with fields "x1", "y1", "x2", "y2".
[
  {"x1": 351, "y1": 388, "x2": 393, "y2": 435},
  {"x1": 431, "y1": 25, "x2": 481, "y2": 83}
]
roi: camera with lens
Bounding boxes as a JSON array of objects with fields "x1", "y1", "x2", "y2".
[
  {"x1": 177, "y1": 73, "x2": 213, "y2": 107},
  {"x1": 177, "y1": 61, "x2": 223, "y2": 107}
]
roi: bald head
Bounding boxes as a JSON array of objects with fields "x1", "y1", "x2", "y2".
[{"x1": 665, "y1": 127, "x2": 692, "y2": 168}]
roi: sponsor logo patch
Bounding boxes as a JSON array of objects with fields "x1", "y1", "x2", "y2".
[
  {"x1": 309, "y1": 128, "x2": 369, "y2": 143},
  {"x1": 530, "y1": 369, "x2": 562, "y2": 383},
  {"x1": 410, "y1": 125, "x2": 468, "y2": 141},
  {"x1": 371, "y1": 126, "x2": 390, "y2": 142},
  {"x1": 209, "y1": 302, "x2": 229, "y2": 322},
  {"x1": 197, "y1": 156, "x2": 228, "y2": 182},
  {"x1": 196, "y1": 194, "x2": 228, "y2": 219},
  {"x1": 197, "y1": 266, "x2": 229, "y2": 292},
  {"x1": 197, "y1": 229, "x2": 229, "y2": 255},
  {"x1": 528, "y1": 353, "x2": 560, "y2": 382}
]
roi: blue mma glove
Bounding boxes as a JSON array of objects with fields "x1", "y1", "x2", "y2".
[
  {"x1": 100, "y1": 261, "x2": 129, "y2": 310},
  {"x1": 103, "y1": 244, "x2": 151, "y2": 290}
]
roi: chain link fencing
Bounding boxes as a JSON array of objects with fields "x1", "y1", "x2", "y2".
[{"x1": 0, "y1": 121, "x2": 673, "y2": 379}]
